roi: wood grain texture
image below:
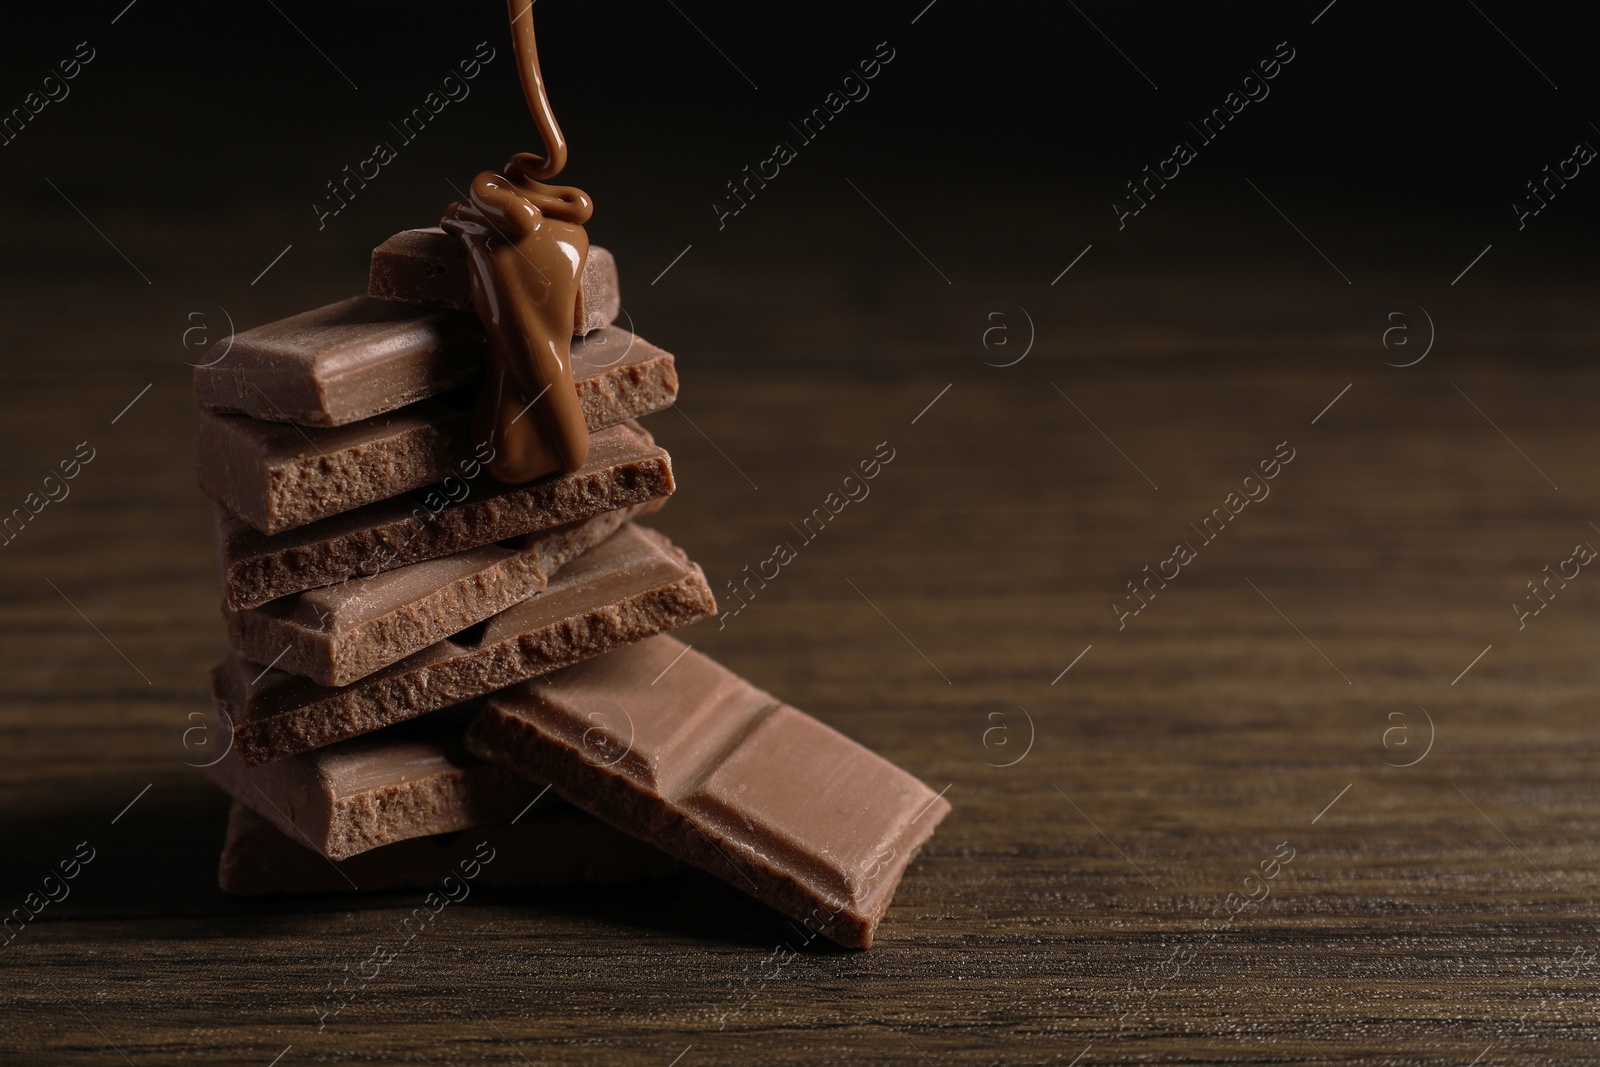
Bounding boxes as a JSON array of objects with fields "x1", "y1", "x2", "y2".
[{"x1": 3, "y1": 147, "x2": 1599, "y2": 1064}]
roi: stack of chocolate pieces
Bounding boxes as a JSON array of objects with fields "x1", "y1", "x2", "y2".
[{"x1": 194, "y1": 230, "x2": 948, "y2": 948}]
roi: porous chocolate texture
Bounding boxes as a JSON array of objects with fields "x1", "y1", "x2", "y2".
[
  {"x1": 198, "y1": 327, "x2": 676, "y2": 534},
  {"x1": 208, "y1": 704, "x2": 544, "y2": 860},
  {"x1": 215, "y1": 420, "x2": 673, "y2": 611},
  {"x1": 217, "y1": 525, "x2": 716, "y2": 766},
  {"x1": 225, "y1": 500, "x2": 660, "y2": 686}
]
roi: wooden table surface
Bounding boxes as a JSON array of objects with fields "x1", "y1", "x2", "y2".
[
  {"x1": 2, "y1": 13, "x2": 1598, "y2": 1053},
  {"x1": 3, "y1": 246, "x2": 1597, "y2": 1064}
]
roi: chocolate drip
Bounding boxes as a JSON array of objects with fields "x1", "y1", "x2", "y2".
[{"x1": 443, "y1": 0, "x2": 592, "y2": 484}]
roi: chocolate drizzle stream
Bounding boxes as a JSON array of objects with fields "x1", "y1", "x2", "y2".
[{"x1": 442, "y1": 0, "x2": 592, "y2": 483}]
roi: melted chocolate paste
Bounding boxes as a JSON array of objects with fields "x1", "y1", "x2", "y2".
[{"x1": 442, "y1": 0, "x2": 592, "y2": 483}]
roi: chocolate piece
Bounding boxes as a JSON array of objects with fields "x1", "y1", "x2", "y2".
[
  {"x1": 226, "y1": 501, "x2": 660, "y2": 686},
  {"x1": 197, "y1": 328, "x2": 677, "y2": 534},
  {"x1": 369, "y1": 228, "x2": 619, "y2": 327},
  {"x1": 218, "y1": 802, "x2": 675, "y2": 895},
  {"x1": 216, "y1": 420, "x2": 673, "y2": 611},
  {"x1": 217, "y1": 524, "x2": 715, "y2": 766},
  {"x1": 465, "y1": 637, "x2": 950, "y2": 949},
  {"x1": 194, "y1": 248, "x2": 615, "y2": 428},
  {"x1": 207, "y1": 705, "x2": 544, "y2": 859},
  {"x1": 194, "y1": 298, "x2": 480, "y2": 428}
]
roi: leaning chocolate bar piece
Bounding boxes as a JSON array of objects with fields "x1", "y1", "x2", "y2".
[
  {"x1": 218, "y1": 802, "x2": 675, "y2": 895},
  {"x1": 370, "y1": 229, "x2": 619, "y2": 321},
  {"x1": 465, "y1": 636, "x2": 950, "y2": 949},
  {"x1": 208, "y1": 705, "x2": 544, "y2": 859},
  {"x1": 193, "y1": 298, "x2": 482, "y2": 427},
  {"x1": 217, "y1": 524, "x2": 715, "y2": 766},
  {"x1": 226, "y1": 500, "x2": 659, "y2": 687},
  {"x1": 198, "y1": 328, "x2": 676, "y2": 534},
  {"x1": 199, "y1": 243, "x2": 618, "y2": 428},
  {"x1": 216, "y1": 420, "x2": 673, "y2": 611},
  {"x1": 194, "y1": 248, "x2": 615, "y2": 429}
]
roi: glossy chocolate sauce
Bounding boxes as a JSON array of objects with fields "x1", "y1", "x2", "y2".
[{"x1": 443, "y1": 0, "x2": 591, "y2": 483}]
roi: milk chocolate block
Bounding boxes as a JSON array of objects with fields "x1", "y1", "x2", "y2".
[
  {"x1": 208, "y1": 705, "x2": 542, "y2": 859},
  {"x1": 217, "y1": 524, "x2": 715, "y2": 766},
  {"x1": 370, "y1": 228, "x2": 621, "y2": 323},
  {"x1": 218, "y1": 803, "x2": 676, "y2": 895},
  {"x1": 196, "y1": 244, "x2": 617, "y2": 429},
  {"x1": 226, "y1": 500, "x2": 659, "y2": 687},
  {"x1": 198, "y1": 328, "x2": 677, "y2": 534},
  {"x1": 193, "y1": 298, "x2": 478, "y2": 428},
  {"x1": 217, "y1": 420, "x2": 673, "y2": 611},
  {"x1": 465, "y1": 637, "x2": 950, "y2": 949}
]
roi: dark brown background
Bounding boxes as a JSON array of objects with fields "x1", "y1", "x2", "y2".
[{"x1": 2, "y1": 2, "x2": 1597, "y2": 1064}]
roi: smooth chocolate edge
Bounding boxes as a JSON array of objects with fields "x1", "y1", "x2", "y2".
[
  {"x1": 220, "y1": 547, "x2": 716, "y2": 767},
  {"x1": 223, "y1": 499, "x2": 662, "y2": 687},
  {"x1": 464, "y1": 701, "x2": 944, "y2": 950},
  {"x1": 198, "y1": 345, "x2": 676, "y2": 535},
  {"x1": 217, "y1": 427, "x2": 674, "y2": 611},
  {"x1": 190, "y1": 304, "x2": 483, "y2": 429}
]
